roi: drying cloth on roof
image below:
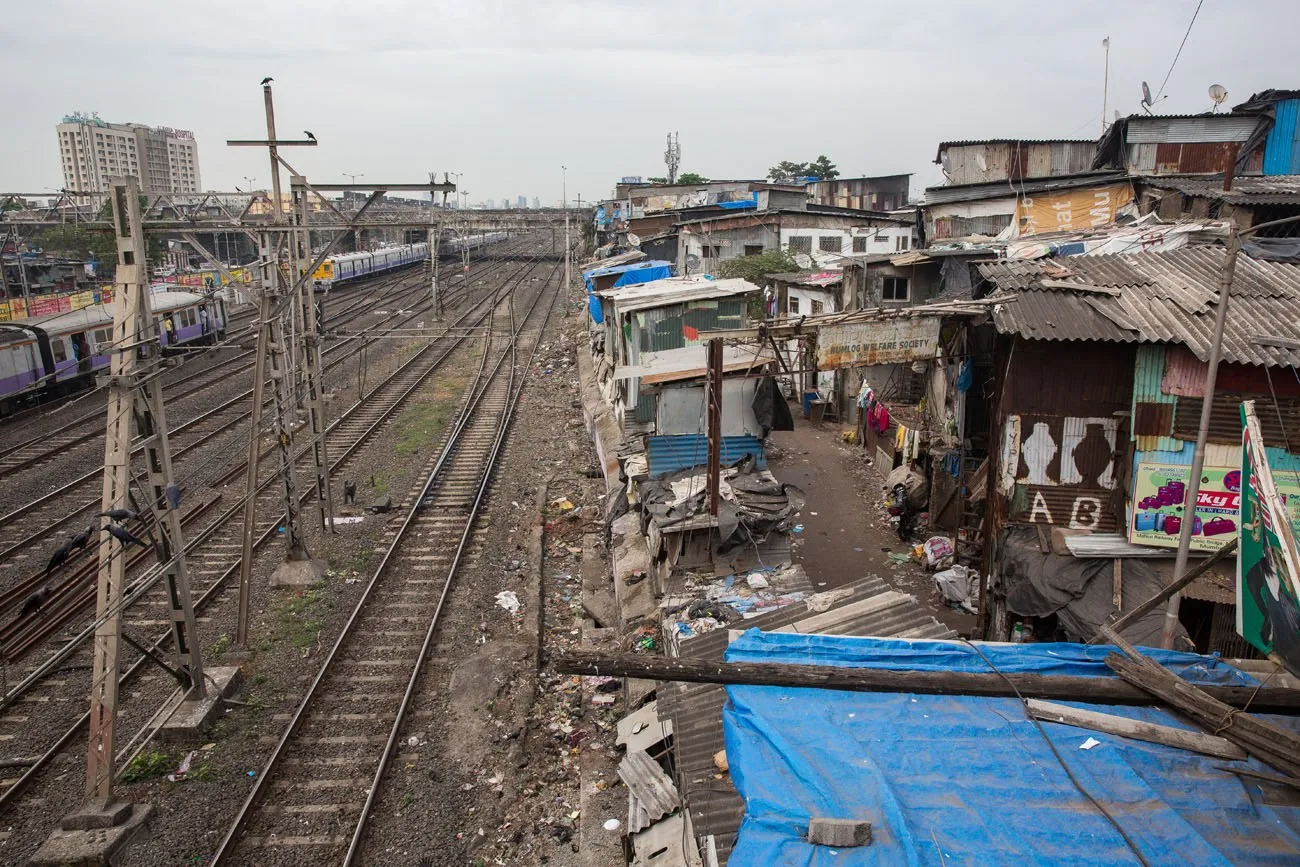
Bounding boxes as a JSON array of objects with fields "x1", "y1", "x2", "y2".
[{"x1": 721, "y1": 630, "x2": 1300, "y2": 866}]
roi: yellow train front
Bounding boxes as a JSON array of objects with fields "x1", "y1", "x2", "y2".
[{"x1": 311, "y1": 242, "x2": 430, "y2": 292}]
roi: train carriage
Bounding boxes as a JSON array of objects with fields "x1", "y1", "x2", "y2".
[{"x1": 0, "y1": 290, "x2": 225, "y2": 414}]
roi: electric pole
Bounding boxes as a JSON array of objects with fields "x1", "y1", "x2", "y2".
[
  {"x1": 84, "y1": 176, "x2": 205, "y2": 815},
  {"x1": 563, "y1": 165, "x2": 571, "y2": 318},
  {"x1": 293, "y1": 179, "x2": 335, "y2": 532},
  {"x1": 228, "y1": 81, "x2": 320, "y2": 646}
]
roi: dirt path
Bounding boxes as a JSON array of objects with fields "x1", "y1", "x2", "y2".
[{"x1": 767, "y1": 415, "x2": 976, "y2": 636}]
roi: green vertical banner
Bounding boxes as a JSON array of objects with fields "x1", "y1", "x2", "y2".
[{"x1": 1237, "y1": 401, "x2": 1300, "y2": 675}]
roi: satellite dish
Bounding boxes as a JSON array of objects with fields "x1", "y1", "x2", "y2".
[
  {"x1": 1113, "y1": 109, "x2": 1122, "y2": 123},
  {"x1": 1140, "y1": 81, "x2": 1153, "y2": 108},
  {"x1": 1209, "y1": 84, "x2": 1228, "y2": 112},
  {"x1": 626, "y1": 232, "x2": 641, "y2": 247}
]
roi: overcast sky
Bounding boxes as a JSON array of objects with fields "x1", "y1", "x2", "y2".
[{"x1": 3, "y1": 0, "x2": 1298, "y2": 205}]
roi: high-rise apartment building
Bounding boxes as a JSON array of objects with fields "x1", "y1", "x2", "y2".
[{"x1": 56, "y1": 113, "x2": 202, "y2": 194}]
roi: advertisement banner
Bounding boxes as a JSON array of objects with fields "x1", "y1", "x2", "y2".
[
  {"x1": 1016, "y1": 182, "x2": 1134, "y2": 237},
  {"x1": 817, "y1": 317, "x2": 941, "y2": 369},
  {"x1": 9, "y1": 298, "x2": 26, "y2": 319},
  {"x1": 0, "y1": 301, "x2": 9, "y2": 322},
  {"x1": 69, "y1": 291, "x2": 95, "y2": 310},
  {"x1": 1237, "y1": 402, "x2": 1300, "y2": 673},
  {"x1": 1130, "y1": 460, "x2": 1300, "y2": 552}
]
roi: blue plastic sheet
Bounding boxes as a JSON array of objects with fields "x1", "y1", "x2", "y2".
[
  {"x1": 582, "y1": 260, "x2": 674, "y2": 323},
  {"x1": 722, "y1": 631, "x2": 1300, "y2": 866}
]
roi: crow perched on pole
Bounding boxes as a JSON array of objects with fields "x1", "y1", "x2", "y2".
[
  {"x1": 106, "y1": 524, "x2": 150, "y2": 550},
  {"x1": 100, "y1": 508, "x2": 140, "y2": 522}
]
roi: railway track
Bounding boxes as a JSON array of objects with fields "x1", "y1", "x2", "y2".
[
  {"x1": 210, "y1": 258, "x2": 560, "y2": 865},
  {"x1": 0, "y1": 241, "x2": 538, "y2": 573},
  {"x1": 0, "y1": 253, "x2": 556, "y2": 829},
  {"x1": 0, "y1": 242, "x2": 517, "y2": 476}
]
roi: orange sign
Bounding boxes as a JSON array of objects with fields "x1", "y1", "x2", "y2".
[{"x1": 1016, "y1": 182, "x2": 1134, "y2": 237}]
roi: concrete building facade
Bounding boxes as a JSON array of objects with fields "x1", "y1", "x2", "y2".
[{"x1": 56, "y1": 113, "x2": 201, "y2": 194}]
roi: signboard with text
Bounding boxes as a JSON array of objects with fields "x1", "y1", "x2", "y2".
[
  {"x1": 1129, "y1": 461, "x2": 1300, "y2": 553},
  {"x1": 1237, "y1": 401, "x2": 1300, "y2": 674},
  {"x1": 816, "y1": 317, "x2": 940, "y2": 369}
]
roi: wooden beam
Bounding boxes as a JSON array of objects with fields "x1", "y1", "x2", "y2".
[
  {"x1": 1025, "y1": 698, "x2": 1247, "y2": 760},
  {"x1": 1087, "y1": 537, "x2": 1237, "y2": 644},
  {"x1": 548, "y1": 650, "x2": 1300, "y2": 712}
]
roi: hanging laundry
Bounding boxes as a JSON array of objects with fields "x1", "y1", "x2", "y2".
[
  {"x1": 957, "y1": 359, "x2": 973, "y2": 393},
  {"x1": 896, "y1": 424, "x2": 908, "y2": 452}
]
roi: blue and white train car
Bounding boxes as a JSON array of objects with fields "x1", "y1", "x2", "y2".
[{"x1": 311, "y1": 241, "x2": 430, "y2": 291}]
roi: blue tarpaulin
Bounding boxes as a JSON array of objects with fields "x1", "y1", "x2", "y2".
[
  {"x1": 722, "y1": 631, "x2": 1300, "y2": 866},
  {"x1": 717, "y1": 194, "x2": 759, "y2": 210},
  {"x1": 583, "y1": 260, "x2": 674, "y2": 323}
]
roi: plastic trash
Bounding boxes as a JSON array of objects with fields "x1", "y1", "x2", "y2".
[
  {"x1": 604, "y1": 818, "x2": 621, "y2": 832},
  {"x1": 494, "y1": 590, "x2": 521, "y2": 614}
]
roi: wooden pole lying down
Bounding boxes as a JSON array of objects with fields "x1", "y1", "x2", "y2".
[{"x1": 549, "y1": 651, "x2": 1300, "y2": 713}]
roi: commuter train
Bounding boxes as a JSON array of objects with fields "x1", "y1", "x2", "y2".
[
  {"x1": 310, "y1": 232, "x2": 509, "y2": 291},
  {"x1": 0, "y1": 290, "x2": 225, "y2": 414}
]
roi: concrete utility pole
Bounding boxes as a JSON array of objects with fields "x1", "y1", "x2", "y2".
[
  {"x1": 562, "y1": 165, "x2": 571, "y2": 318},
  {"x1": 706, "y1": 337, "x2": 723, "y2": 517},
  {"x1": 228, "y1": 82, "x2": 320, "y2": 645},
  {"x1": 86, "y1": 176, "x2": 204, "y2": 818},
  {"x1": 292, "y1": 181, "x2": 334, "y2": 532}
]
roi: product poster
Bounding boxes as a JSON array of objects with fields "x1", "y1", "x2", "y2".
[
  {"x1": 1237, "y1": 402, "x2": 1300, "y2": 674},
  {"x1": 1129, "y1": 463, "x2": 1245, "y2": 552}
]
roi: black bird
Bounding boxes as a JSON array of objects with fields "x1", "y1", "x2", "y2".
[
  {"x1": 20, "y1": 584, "x2": 52, "y2": 618},
  {"x1": 100, "y1": 508, "x2": 139, "y2": 522},
  {"x1": 67, "y1": 525, "x2": 96, "y2": 552},
  {"x1": 45, "y1": 544, "x2": 73, "y2": 577},
  {"x1": 166, "y1": 483, "x2": 181, "y2": 511},
  {"x1": 106, "y1": 524, "x2": 150, "y2": 549},
  {"x1": 343, "y1": 480, "x2": 356, "y2": 505},
  {"x1": 260, "y1": 76, "x2": 273, "y2": 86},
  {"x1": 234, "y1": 186, "x2": 242, "y2": 193},
  {"x1": 303, "y1": 130, "x2": 316, "y2": 142}
]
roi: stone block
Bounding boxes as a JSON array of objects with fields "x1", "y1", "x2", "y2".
[
  {"x1": 807, "y1": 817, "x2": 872, "y2": 848},
  {"x1": 159, "y1": 665, "x2": 244, "y2": 743},
  {"x1": 30, "y1": 803, "x2": 152, "y2": 866}
]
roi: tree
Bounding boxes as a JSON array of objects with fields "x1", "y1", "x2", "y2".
[
  {"x1": 807, "y1": 155, "x2": 839, "y2": 180},
  {"x1": 677, "y1": 172, "x2": 709, "y2": 184},
  {"x1": 766, "y1": 156, "x2": 840, "y2": 182},
  {"x1": 647, "y1": 176, "x2": 668, "y2": 184},
  {"x1": 714, "y1": 249, "x2": 800, "y2": 283},
  {"x1": 767, "y1": 161, "x2": 810, "y2": 183}
]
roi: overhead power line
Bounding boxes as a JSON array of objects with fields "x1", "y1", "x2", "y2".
[{"x1": 1154, "y1": 0, "x2": 1205, "y2": 102}]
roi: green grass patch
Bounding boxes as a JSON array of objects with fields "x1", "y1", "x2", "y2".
[
  {"x1": 119, "y1": 750, "x2": 173, "y2": 785},
  {"x1": 392, "y1": 352, "x2": 474, "y2": 457},
  {"x1": 270, "y1": 587, "x2": 328, "y2": 649}
]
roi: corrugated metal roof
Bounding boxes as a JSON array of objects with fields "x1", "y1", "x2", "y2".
[
  {"x1": 982, "y1": 248, "x2": 1300, "y2": 367},
  {"x1": 922, "y1": 172, "x2": 1129, "y2": 205},
  {"x1": 659, "y1": 575, "x2": 954, "y2": 862},
  {"x1": 598, "y1": 275, "x2": 760, "y2": 313},
  {"x1": 1126, "y1": 115, "x2": 1260, "y2": 144},
  {"x1": 646, "y1": 434, "x2": 765, "y2": 478},
  {"x1": 765, "y1": 270, "x2": 843, "y2": 287},
  {"x1": 1143, "y1": 174, "x2": 1300, "y2": 205},
  {"x1": 934, "y1": 139, "x2": 1098, "y2": 163},
  {"x1": 580, "y1": 250, "x2": 646, "y2": 270},
  {"x1": 618, "y1": 750, "x2": 680, "y2": 833}
]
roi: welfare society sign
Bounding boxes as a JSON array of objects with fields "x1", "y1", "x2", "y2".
[{"x1": 816, "y1": 317, "x2": 940, "y2": 369}]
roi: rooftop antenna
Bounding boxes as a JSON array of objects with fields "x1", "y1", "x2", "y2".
[
  {"x1": 1101, "y1": 37, "x2": 1110, "y2": 136},
  {"x1": 665, "y1": 131, "x2": 681, "y2": 185},
  {"x1": 1209, "y1": 83, "x2": 1228, "y2": 113}
]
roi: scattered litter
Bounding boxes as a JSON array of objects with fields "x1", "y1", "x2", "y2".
[
  {"x1": 407, "y1": 736, "x2": 420, "y2": 748},
  {"x1": 713, "y1": 749, "x2": 729, "y2": 772},
  {"x1": 167, "y1": 750, "x2": 197, "y2": 783},
  {"x1": 792, "y1": 524, "x2": 804, "y2": 534},
  {"x1": 495, "y1": 591, "x2": 521, "y2": 614},
  {"x1": 345, "y1": 577, "x2": 360, "y2": 585},
  {"x1": 603, "y1": 819, "x2": 621, "y2": 832},
  {"x1": 933, "y1": 565, "x2": 979, "y2": 614},
  {"x1": 552, "y1": 497, "x2": 576, "y2": 512},
  {"x1": 887, "y1": 553, "x2": 912, "y2": 563},
  {"x1": 200, "y1": 743, "x2": 216, "y2": 751},
  {"x1": 810, "y1": 511, "x2": 819, "y2": 516},
  {"x1": 745, "y1": 573, "x2": 770, "y2": 590},
  {"x1": 1080, "y1": 737, "x2": 1101, "y2": 751},
  {"x1": 246, "y1": 770, "x2": 257, "y2": 778},
  {"x1": 923, "y1": 536, "x2": 955, "y2": 570},
  {"x1": 853, "y1": 547, "x2": 864, "y2": 552}
]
